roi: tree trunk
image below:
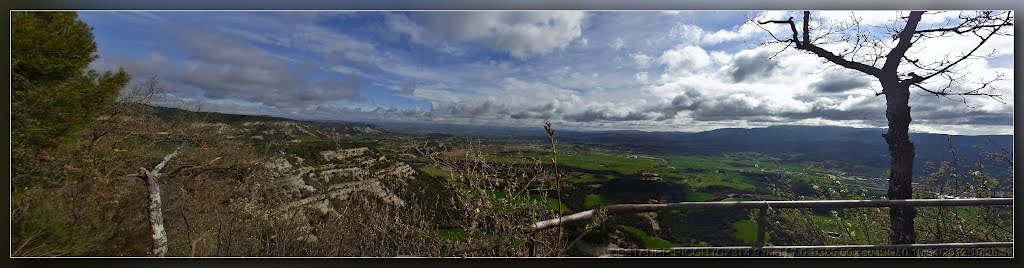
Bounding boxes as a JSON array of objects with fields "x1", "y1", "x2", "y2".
[
  {"x1": 143, "y1": 169, "x2": 168, "y2": 257},
  {"x1": 881, "y1": 81, "x2": 917, "y2": 250}
]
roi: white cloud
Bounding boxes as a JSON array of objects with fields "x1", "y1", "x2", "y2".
[
  {"x1": 709, "y1": 51, "x2": 732, "y2": 65},
  {"x1": 635, "y1": 72, "x2": 649, "y2": 83},
  {"x1": 701, "y1": 22, "x2": 765, "y2": 44},
  {"x1": 384, "y1": 13, "x2": 429, "y2": 44},
  {"x1": 409, "y1": 11, "x2": 586, "y2": 59},
  {"x1": 611, "y1": 37, "x2": 625, "y2": 50},
  {"x1": 411, "y1": 87, "x2": 464, "y2": 103},
  {"x1": 670, "y1": 24, "x2": 705, "y2": 45},
  {"x1": 329, "y1": 65, "x2": 361, "y2": 75},
  {"x1": 85, "y1": 11, "x2": 1012, "y2": 134},
  {"x1": 659, "y1": 45, "x2": 712, "y2": 73},
  {"x1": 630, "y1": 53, "x2": 653, "y2": 68},
  {"x1": 813, "y1": 10, "x2": 961, "y2": 27}
]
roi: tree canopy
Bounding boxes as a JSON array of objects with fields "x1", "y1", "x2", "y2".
[{"x1": 11, "y1": 11, "x2": 131, "y2": 160}]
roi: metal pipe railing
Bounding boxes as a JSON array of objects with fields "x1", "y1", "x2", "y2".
[
  {"x1": 525, "y1": 197, "x2": 1012, "y2": 256},
  {"x1": 531, "y1": 198, "x2": 1013, "y2": 232},
  {"x1": 608, "y1": 242, "x2": 1015, "y2": 257},
  {"x1": 612, "y1": 242, "x2": 1015, "y2": 253}
]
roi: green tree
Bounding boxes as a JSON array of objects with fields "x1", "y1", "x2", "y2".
[
  {"x1": 11, "y1": 11, "x2": 131, "y2": 163},
  {"x1": 10, "y1": 11, "x2": 134, "y2": 256}
]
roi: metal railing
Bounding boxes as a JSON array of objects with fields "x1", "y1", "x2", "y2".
[
  {"x1": 528, "y1": 198, "x2": 1013, "y2": 257},
  {"x1": 607, "y1": 242, "x2": 1014, "y2": 257}
]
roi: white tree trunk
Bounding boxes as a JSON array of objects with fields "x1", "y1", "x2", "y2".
[
  {"x1": 140, "y1": 148, "x2": 179, "y2": 257},
  {"x1": 144, "y1": 170, "x2": 168, "y2": 257}
]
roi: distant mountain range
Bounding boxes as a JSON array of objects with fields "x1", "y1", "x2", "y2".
[
  {"x1": 371, "y1": 121, "x2": 1013, "y2": 179},
  {"x1": 149, "y1": 106, "x2": 1012, "y2": 180}
]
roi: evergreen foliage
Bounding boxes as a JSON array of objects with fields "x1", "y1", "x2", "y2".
[{"x1": 11, "y1": 11, "x2": 131, "y2": 161}]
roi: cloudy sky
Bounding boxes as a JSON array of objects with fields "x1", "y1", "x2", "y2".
[{"x1": 80, "y1": 11, "x2": 1014, "y2": 135}]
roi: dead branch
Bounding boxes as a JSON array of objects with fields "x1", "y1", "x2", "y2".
[{"x1": 131, "y1": 147, "x2": 182, "y2": 257}]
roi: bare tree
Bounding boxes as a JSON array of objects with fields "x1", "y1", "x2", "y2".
[
  {"x1": 756, "y1": 11, "x2": 1012, "y2": 249},
  {"x1": 128, "y1": 147, "x2": 180, "y2": 257},
  {"x1": 117, "y1": 99, "x2": 237, "y2": 257}
]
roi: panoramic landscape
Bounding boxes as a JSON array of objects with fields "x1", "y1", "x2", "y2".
[{"x1": 10, "y1": 10, "x2": 1014, "y2": 257}]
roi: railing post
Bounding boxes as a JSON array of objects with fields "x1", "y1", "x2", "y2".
[{"x1": 755, "y1": 208, "x2": 767, "y2": 248}]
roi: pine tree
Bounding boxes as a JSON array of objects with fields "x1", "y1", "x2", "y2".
[{"x1": 11, "y1": 11, "x2": 131, "y2": 162}]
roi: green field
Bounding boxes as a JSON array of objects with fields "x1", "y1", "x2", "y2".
[
  {"x1": 549, "y1": 152, "x2": 768, "y2": 192},
  {"x1": 484, "y1": 148, "x2": 814, "y2": 196},
  {"x1": 690, "y1": 172, "x2": 758, "y2": 190},
  {"x1": 732, "y1": 219, "x2": 767, "y2": 245},
  {"x1": 414, "y1": 137, "x2": 902, "y2": 249},
  {"x1": 685, "y1": 192, "x2": 715, "y2": 202},
  {"x1": 568, "y1": 172, "x2": 600, "y2": 183},
  {"x1": 558, "y1": 153, "x2": 664, "y2": 174},
  {"x1": 619, "y1": 225, "x2": 681, "y2": 249},
  {"x1": 417, "y1": 165, "x2": 452, "y2": 178},
  {"x1": 584, "y1": 194, "x2": 619, "y2": 208}
]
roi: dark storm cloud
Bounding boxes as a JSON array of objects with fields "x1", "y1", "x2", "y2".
[
  {"x1": 643, "y1": 89, "x2": 706, "y2": 120},
  {"x1": 952, "y1": 114, "x2": 1013, "y2": 125},
  {"x1": 726, "y1": 49, "x2": 779, "y2": 82},
  {"x1": 634, "y1": 86, "x2": 779, "y2": 122},
  {"x1": 402, "y1": 107, "x2": 426, "y2": 117},
  {"x1": 914, "y1": 109, "x2": 1013, "y2": 126},
  {"x1": 640, "y1": 90, "x2": 882, "y2": 123},
  {"x1": 267, "y1": 76, "x2": 367, "y2": 106},
  {"x1": 778, "y1": 106, "x2": 880, "y2": 121},
  {"x1": 562, "y1": 109, "x2": 654, "y2": 122},
  {"x1": 372, "y1": 107, "x2": 401, "y2": 114},
  {"x1": 809, "y1": 72, "x2": 873, "y2": 93},
  {"x1": 445, "y1": 99, "x2": 520, "y2": 117},
  {"x1": 510, "y1": 103, "x2": 558, "y2": 120},
  {"x1": 438, "y1": 98, "x2": 658, "y2": 123},
  {"x1": 336, "y1": 85, "x2": 1011, "y2": 130},
  {"x1": 170, "y1": 30, "x2": 367, "y2": 108},
  {"x1": 183, "y1": 32, "x2": 284, "y2": 69},
  {"x1": 179, "y1": 61, "x2": 303, "y2": 98},
  {"x1": 896, "y1": 95, "x2": 1015, "y2": 126},
  {"x1": 407, "y1": 11, "x2": 585, "y2": 59},
  {"x1": 690, "y1": 97, "x2": 774, "y2": 121}
]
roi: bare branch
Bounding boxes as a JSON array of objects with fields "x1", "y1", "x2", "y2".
[
  {"x1": 759, "y1": 13, "x2": 884, "y2": 78},
  {"x1": 909, "y1": 72, "x2": 1007, "y2": 105},
  {"x1": 758, "y1": 17, "x2": 800, "y2": 44},
  {"x1": 152, "y1": 147, "x2": 180, "y2": 175},
  {"x1": 800, "y1": 44, "x2": 883, "y2": 78},
  {"x1": 882, "y1": 11, "x2": 926, "y2": 74},
  {"x1": 915, "y1": 11, "x2": 1014, "y2": 35},
  {"x1": 904, "y1": 11, "x2": 1013, "y2": 86}
]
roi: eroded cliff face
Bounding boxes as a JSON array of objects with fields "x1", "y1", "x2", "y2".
[
  {"x1": 267, "y1": 146, "x2": 414, "y2": 214},
  {"x1": 220, "y1": 119, "x2": 421, "y2": 244},
  {"x1": 224, "y1": 120, "x2": 412, "y2": 210}
]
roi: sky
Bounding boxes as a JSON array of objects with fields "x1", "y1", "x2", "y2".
[{"x1": 79, "y1": 11, "x2": 1014, "y2": 135}]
